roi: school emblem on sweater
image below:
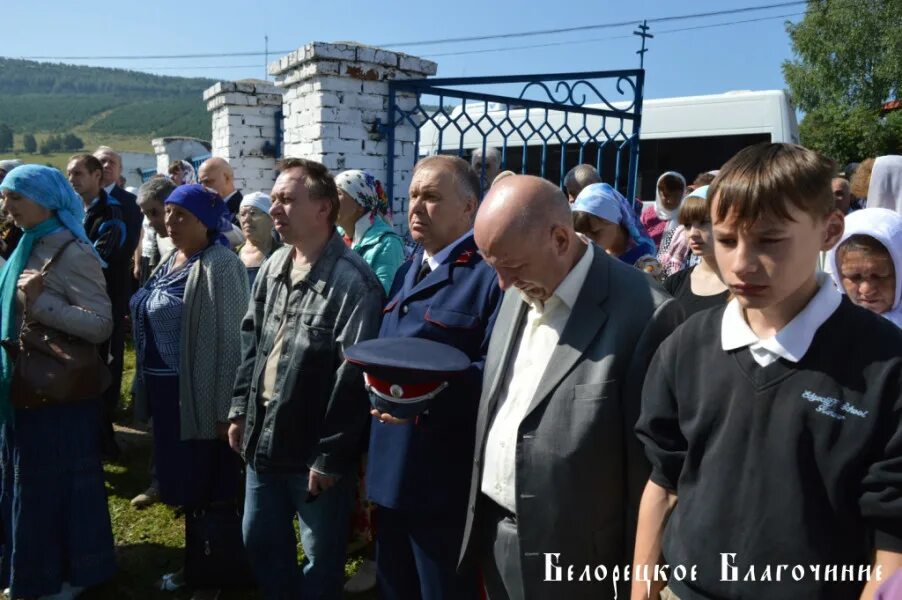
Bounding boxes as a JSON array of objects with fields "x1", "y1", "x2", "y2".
[{"x1": 802, "y1": 390, "x2": 868, "y2": 420}]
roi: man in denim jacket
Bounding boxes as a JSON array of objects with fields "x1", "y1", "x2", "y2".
[{"x1": 228, "y1": 158, "x2": 384, "y2": 599}]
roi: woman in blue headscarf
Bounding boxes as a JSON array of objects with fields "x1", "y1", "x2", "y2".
[
  {"x1": 572, "y1": 182, "x2": 665, "y2": 280},
  {"x1": 130, "y1": 184, "x2": 249, "y2": 595},
  {"x1": 0, "y1": 165, "x2": 116, "y2": 598}
]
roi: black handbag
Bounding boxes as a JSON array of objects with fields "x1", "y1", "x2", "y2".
[{"x1": 184, "y1": 500, "x2": 256, "y2": 588}]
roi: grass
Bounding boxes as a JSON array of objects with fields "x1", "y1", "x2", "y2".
[
  {"x1": 82, "y1": 346, "x2": 375, "y2": 599},
  {"x1": 0, "y1": 131, "x2": 156, "y2": 172}
]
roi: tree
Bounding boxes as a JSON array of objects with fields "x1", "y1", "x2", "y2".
[
  {"x1": 62, "y1": 133, "x2": 83, "y2": 151},
  {"x1": 22, "y1": 134, "x2": 37, "y2": 153},
  {"x1": 39, "y1": 134, "x2": 63, "y2": 155},
  {"x1": 0, "y1": 124, "x2": 12, "y2": 152},
  {"x1": 782, "y1": 0, "x2": 901, "y2": 165}
]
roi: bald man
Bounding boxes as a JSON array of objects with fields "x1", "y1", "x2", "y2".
[
  {"x1": 199, "y1": 157, "x2": 242, "y2": 224},
  {"x1": 458, "y1": 176, "x2": 684, "y2": 600},
  {"x1": 563, "y1": 163, "x2": 602, "y2": 202}
]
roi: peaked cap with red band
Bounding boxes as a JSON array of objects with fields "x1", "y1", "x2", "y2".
[{"x1": 344, "y1": 337, "x2": 470, "y2": 419}]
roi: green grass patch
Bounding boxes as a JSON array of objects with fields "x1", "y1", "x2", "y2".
[{"x1": 82, "y1": 346, "x2": 374, "y2": 598}]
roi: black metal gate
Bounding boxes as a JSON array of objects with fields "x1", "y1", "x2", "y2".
[{"x1": 383, "y1": 65, "x2": 647, "y2": 207}]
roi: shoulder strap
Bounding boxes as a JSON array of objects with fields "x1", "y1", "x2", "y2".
[{"x1": 41, "y1": 238, "x2": 78, "y2": 277}]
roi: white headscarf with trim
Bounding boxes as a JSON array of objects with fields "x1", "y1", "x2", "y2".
[
  {"x1": 654, "y1": 171, "x2": 687, "y2": 230},
  {"x1": 828, "y1": 207, "x2": 902, "y2": 328}
]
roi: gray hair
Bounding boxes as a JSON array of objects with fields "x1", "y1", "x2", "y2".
[
  {"x1": 94, "y1": 145, "x2": 120, "y2": 160},
  {"x1": 564, "y1": 164, "x2": 602, "y2": 195},
  {"x1": 471, "y1": 147, "x2": 501, "y2": 167},
  {"x1": 137, "y1": 176, "x2": 176, "y2": 206}
]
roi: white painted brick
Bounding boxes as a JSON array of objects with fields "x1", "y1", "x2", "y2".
[
  {"x1": 240, "y1": 114, "x2": 278, "y2": 128},
  {"x1": 315, "y1": 77, "x2": 364, "y2": 94},
  {"x1": 373, "y1": 49, "x2": 400, "y2": 68},
  {"x1": 312, "y1": 92, "x2": 342, "y2": 108},
  {"x1": 360, "y1": 81, "x2": 389, "y2": 96},
  {"x1": 299, "y1": 123, "x2": 340, "y2": 141},
  {"x1": 320, "y1": 154, "x2": 342, "y2": 170},
  {"x1": 345, "y1": 94, "x2": 385, "y2": 111},
  {"x1": 310, "y1": 42, "x2": 357, "y2": 61},
  {"x1": 324, "y1": 139, "x2": 364, "y2": 154},
  {"x1": 320, "y1": 107, "x2": 363, "y2": 124},
  {"x1": 364, "y1": 140, "x2": 388, "y2": 155},
  {"x1": 256, "y1": 93, "x2": 284, "y2": 106},
  {"x1": 355, "y1": 46, "x2": 378, "y2": 64},
  {"x1": 338, "y1": 124, "x2": 369, "y2": 140},
  {"x1": 399, "y1": 55, "x2": 438, "y2": 76},
  {"x1": 346, "y1": 155, "x2": 385, "y2": 171}
]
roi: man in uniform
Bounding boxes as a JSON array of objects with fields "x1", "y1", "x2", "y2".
[{"x1": 367, "y1": 155, "x2": 503, "y2": 599}]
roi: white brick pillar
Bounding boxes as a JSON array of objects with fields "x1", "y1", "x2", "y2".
[
  {"x1": 203, "y1": 79, "x2": 284, "y2": 194},
  {"x1": 269, "y1": 42, "x2": 437, "y2": 231},
  {"x1": 151, "y1": 137, "x2": 212, "y2": 175}
]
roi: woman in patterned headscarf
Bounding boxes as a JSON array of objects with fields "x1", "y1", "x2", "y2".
[
  {"x1": 0, "y1": 165, "x2": 116, "y2": 598},
  {"x1": 334, "y1": 169, "x2": 405, "y2": 293},
  {"x1": 333, "y1": 170, "x2": 406, "y2": 594}
]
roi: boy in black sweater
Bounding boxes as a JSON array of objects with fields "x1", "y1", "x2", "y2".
[{"x1": 632, "y1": 143, "x2": 902, "y2": 600}]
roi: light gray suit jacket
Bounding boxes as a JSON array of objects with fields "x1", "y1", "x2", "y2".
[{"x1": 459, "y1": 244, "x2": 684, "y2": 600}]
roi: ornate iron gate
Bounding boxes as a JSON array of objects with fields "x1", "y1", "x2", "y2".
[{"x1": 383, "y1": 24, "x2": 651, "y2": 205}]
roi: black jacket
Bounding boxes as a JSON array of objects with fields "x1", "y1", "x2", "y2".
[{"x1": 108, "y1": 184, "x2": 142, "y2": 256}]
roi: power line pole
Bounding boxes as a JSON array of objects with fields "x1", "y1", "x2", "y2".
[{"x1": 264, "y1": 35, "x2": 269, "y2": 80}]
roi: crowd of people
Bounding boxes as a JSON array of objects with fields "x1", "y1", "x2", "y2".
[{"x1": 0, "y1": 141, "x2": 898, "y2": 600}]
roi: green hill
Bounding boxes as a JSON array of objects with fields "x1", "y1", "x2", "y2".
[{"x1": 0, "y1": 59, "x2": 218, "y2": 156}]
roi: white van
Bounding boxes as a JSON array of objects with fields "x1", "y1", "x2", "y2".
[{"x1": 417, "y1": 89, "x2": 798, "y2": 199}]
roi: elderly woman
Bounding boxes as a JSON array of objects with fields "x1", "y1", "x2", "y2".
[
  {"x1": 131, "y1": 185, "x2": 249, "y2": 596},
  {"x1": 237, "y1": 191, "x2": 281, "y2": 287},
  {"x1": 828, "y1": 207, "x2": 902, "y2": 328},
  {"x1": 0, "y1": 165, "x2": 116, "y2": 598},
  {"x1": 572, "y1": 182, "x2": 664, "y2": 280},
  {"x1": 334, "y1": 169, "x2": 404, "y2": 293}
]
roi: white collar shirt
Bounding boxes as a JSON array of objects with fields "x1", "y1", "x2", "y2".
[
  {"x1": 721, "y1": 272, "x2": 842, "y2": 367},
  {"x1": 422, "y1": 229, "x2": 473, "y2": 272},
  {"x1": 481, "y1": 242, "x2": 593, "y2": 513}
]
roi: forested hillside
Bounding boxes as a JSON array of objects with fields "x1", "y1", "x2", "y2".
[{"x1": 0, "y1": 59, "x2": 215, "y2": 140}]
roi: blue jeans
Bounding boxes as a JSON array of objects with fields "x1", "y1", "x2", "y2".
[{"x1": 242, "y1": 466, "x2": 354, "y2": 600}]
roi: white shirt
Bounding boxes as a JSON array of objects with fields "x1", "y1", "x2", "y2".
[
  {"x1": 104, "y1": 182, "x2": 116, "y2": 195},
  {"x1": 481, "y1": 242, "x2": 594, "y2": 513},
  {"x1": 351, "y1": 213, "x2": 374, "y2": 247},
  {"x1": 423, "y1": 229, "x2": 473, "y2": 271},
  {"x1": 721, "y1": 272, "x2": 841, "y2": 367}
]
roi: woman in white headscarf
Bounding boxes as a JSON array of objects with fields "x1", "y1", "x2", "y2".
[
  {"x1": 866, "y1": 155, "x2": 902, "y2": 214},
  {"x1": 828, "y1": 207, "x2": 902, "y2": 328},
  {"x1": 640, "y1": 171, "x2": 686, "y2": 248},
  {"x1": 236, "y1": 191, "x2": 281, "y2": 288}
]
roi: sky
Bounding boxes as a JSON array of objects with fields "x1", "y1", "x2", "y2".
[{"x1": 3, "y1": 0, "x2": 806, "y2": 101}]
